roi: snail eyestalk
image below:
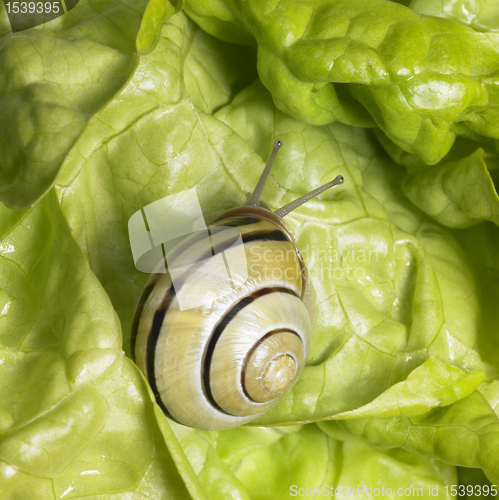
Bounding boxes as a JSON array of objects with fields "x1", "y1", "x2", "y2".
[
  {"x1": 246, "y1": 139, "x2": 283, "y2": 207},
  {"x1": 274, "y1": 175, "x2": 344, "y2": 218}
]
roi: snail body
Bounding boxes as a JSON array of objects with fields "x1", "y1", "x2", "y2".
[{"x1": 131, "y1": 141, "x2": 344, "y2": 430}]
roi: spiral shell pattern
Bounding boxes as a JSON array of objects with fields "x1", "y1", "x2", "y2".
[{"x1": 131, "y1": 208, "x2": 311, "y2": 430}]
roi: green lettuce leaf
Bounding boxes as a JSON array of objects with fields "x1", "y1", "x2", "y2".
[
  {"x1": 401, "y1": 149, "x2": 499, "y2": 228},
  {"x1": 2, "y1": 5, "x2": 499, "y2": 499},
  {"x1": 336, "y1": 391, "x2": 499, "y2": 483},
  {"x1": 0, "y1": 192, "x2": 198, "y2": 498},
  {"x1": 376, "y1": 130, "x2": 499, "y2": 228},
  {"x1": 211, "y1": 81, "x2": 497, "y2": 423},
  {"x1": 171, "y1": 421, "x2": 457, "y2": 499},
  {"x1": 208, "y1": 80, "x2": 499, "y2": 479},
  {"x1": 0, "y1": 0, "x2": 174, "y2": 210},
  {"x1": 327, "y1": 357, "x2": 486, "y2": 420},
  {"x1": 408, "y1": 0, "x2": 499, "y2": 33},
  {"x1": 184, "y1": 0, "x2": 499, "y2": 164}
]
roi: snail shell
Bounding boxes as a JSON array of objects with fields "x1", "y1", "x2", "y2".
[{"x1": 131, "y1": 140, "x2": 344, "y2": 430}]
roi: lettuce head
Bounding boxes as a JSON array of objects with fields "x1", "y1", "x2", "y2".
[{"x1": 0, "y1": 0, "x2": 499, "y2": 498}]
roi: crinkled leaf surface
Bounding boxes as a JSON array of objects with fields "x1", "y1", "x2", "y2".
[
  {"x1": 377, "y1": 130, "x2": 499, "y2": 228},
  {"x1": 401, "y1": 149, "x2": 499, "y2": 228},
  {"x1": 1, "y1": 5, "x2": 499, "y2": 500},
  {"x1": 184, "y1": 0, "x2": 499, "y2": 164},
  {"x1": 328, "y1": 357, "x2": 486, "y2": 420},
  {"x1": 170, "y1": 421, "x2": 457, "y2": 499},
  {"x1": 0, "y1": 0, "x2": 173, "y2": 210},
  {"x1": 336, "y1": 390, "x2": 499, "y2": 482},
  {"x1": 408, "y1": 0, "x2": 499, "y2": 33},
  {"x1": 0, "y1": 192, "x2": 196, "y2": 498}
]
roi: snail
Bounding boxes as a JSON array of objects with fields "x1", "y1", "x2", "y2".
[{"x1": 131, "y1": 140, "x2": 344, "y2": 430}]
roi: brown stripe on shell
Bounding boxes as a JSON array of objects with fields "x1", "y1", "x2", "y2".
[
  {"x1": 144, "y1": 229, "x2": 294, "y2": 403},
  {"x1": 213, "y1": 206, "x2": 308, "y2": 298},
  {"x1": 202, "y1": 287, "x2": 300, "y2": 416},
  {"x1": 146, "y1": 285, "x2": 178, "y2": 420},
  {"x1": 165, "y1": 216, "x2": 268, "y2": 265},
  {"x1": 130, "y1": 273, "x2": 161, "y2": 361},
  {"x1": 240, "y1": 328, "x2": 302, "y2": 402}
]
